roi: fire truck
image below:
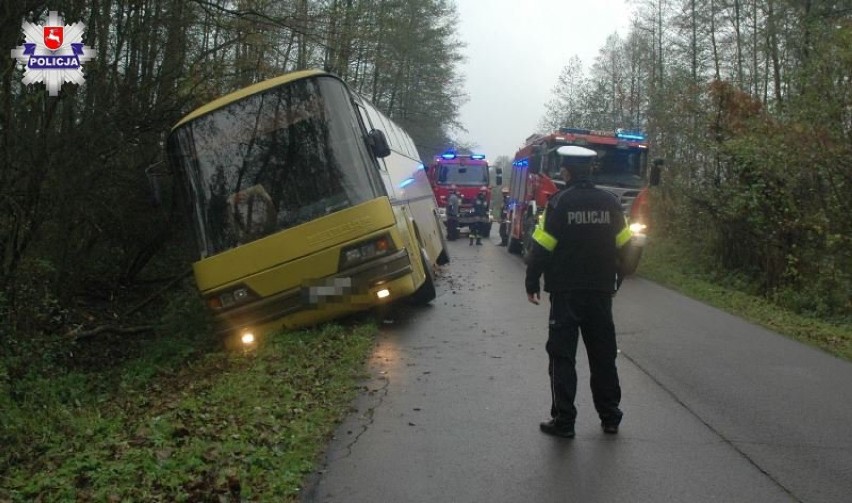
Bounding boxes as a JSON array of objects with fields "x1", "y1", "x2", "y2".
[
  {"x1": 505, "y1": 127, "x2": 662, "y2": 275},
  {"x1": 425, "y1": 151, "x2": 503, "y2": 237}
]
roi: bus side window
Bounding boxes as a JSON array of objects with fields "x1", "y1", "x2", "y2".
[
  {"x1": 378, "y1": 114, "x2": 399, "y2": 153},
  {"x1": 394, "y1": 124, "x2": 410, "y2": 158},
  {"x1": 395, "y1": 124, "x2": 409, "y2": 158},
  {"x1": 404, "y1": 134, "x2": 417, "y2": 159},
  {"x1": 356, "y1": 105, "x2": 374, "y2": 135}
]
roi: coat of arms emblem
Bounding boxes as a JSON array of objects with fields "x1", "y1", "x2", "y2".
[
  {"x1": 10, "y1": 11, "x2": 96, "y2": 96},
  {"x1": 43, "y1": 27, "x2": 63, "y2": 50}
]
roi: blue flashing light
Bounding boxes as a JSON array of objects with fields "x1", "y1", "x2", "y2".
[
  {"x1": 615, "y1": 129, "x2": 646, "y2": 141},
  {"x1": 399, "y1": 177, "x2": 415, "y2": 188},
  {"x1": 440, "y1": 150, "x2": 457, "y2": 160},
  {"x1": 470, "y1": 154, "x2": 486, "y2": 160}
]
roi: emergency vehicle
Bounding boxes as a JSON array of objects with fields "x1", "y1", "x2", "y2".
[
  {"x1": 425, "y1": 151, "x2": 502, "y2": 237},
  {"x1": 505, "y1": 127, "x2": 662, "y2": 274}
]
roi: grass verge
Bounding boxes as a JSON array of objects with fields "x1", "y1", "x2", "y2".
[
  {"x1": 1, "y1": 321, "x2": 375, "y2": 502},
  {"x1": 638, "y1": 238, "x2": 851, "y2": 362}
]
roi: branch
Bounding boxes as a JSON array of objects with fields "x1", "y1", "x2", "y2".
[
  {"x1": 65, "y1": 324, "x2": 155, "y2": 340},
  {"x1": 123, "y1": 268, "x2": 193, "y2": 317}
]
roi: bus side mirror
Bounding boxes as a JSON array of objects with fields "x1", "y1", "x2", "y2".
[
  {"x1": 367, "y1": 129, "x2": 391, "y2": 158},
  {"x1": 650, "y1": 159, "x2": 663, "y2": 187},
  {"x1": 495, "y1": 166, "x2": 503, "y2": 186}
]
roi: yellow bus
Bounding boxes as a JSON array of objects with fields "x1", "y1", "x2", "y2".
[{"x1": 167, "y1": 70, "x2": 448, "y2": 343}]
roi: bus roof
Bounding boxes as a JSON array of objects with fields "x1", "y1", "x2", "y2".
[{"x1": 170, "y1": 69, "x2": 328, "y2": 131}]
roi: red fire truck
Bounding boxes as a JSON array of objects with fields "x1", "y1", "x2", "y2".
[
  {"x1": 425, "y1": 151, "x2": 502, "y2": 237},
  {"x1": 505, "y1": 127, "x2": 662, "y2": 274}
]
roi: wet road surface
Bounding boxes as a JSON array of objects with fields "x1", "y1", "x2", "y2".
[{"x1": 302, "y1": 236, "x2": 852, "y2": 503}]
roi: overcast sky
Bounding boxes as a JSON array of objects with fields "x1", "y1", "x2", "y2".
[{"x1": 453, "y1": 0, "x2": 634, "y2": 160}]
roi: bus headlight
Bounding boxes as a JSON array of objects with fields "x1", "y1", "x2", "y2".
[
  {"x1": 207, "y1": 285, "x2": 259, "y2": 311},
  {"x1": 339, "y1": 234, "x2": 395, "y2": 269},
  {"x1": 629, "y1": 223, "x2": 647, "y2": 234}
]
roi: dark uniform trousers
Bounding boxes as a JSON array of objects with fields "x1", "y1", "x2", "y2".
[{"x1": 547, "y1": 290, "x2": 622, "y2": 426}]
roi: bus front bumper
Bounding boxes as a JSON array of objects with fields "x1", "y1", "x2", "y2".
[{"x1": 210, "y1": 249, "x2": 414, "y2": 338}]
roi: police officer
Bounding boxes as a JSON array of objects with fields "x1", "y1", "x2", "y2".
[
  {"x1": 446, "y1": 186, "x2": 461, "y2": 241},
  {"x1": 525, "y1": 145, "x2": 633, "y2": 438},
  {"x1": 470, "y1": 187, "x2": 489, "y2": 246}
]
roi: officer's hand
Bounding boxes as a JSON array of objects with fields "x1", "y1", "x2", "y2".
[{"x1": 527, "y1": 292, "x2": 540, "y2": 305}]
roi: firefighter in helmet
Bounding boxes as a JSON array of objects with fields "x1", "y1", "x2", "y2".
[
  {"x1": 446, "y1": 185, "x2": 461, "y2": 241},
  {"x1": 470, "y1": 186, "x2": 489, "y2": 246},
  {"x1": 498, "y1": 186, "x2": 511, "y2": 246}
]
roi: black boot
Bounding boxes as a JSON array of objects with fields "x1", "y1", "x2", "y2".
[{"x1": 540, "y1": 420, "x2": 575, "y2": 438}]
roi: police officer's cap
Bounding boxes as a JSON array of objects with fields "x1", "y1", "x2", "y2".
[{"x1": 558, "y1": 145, "x2": 597, "y2": 176}]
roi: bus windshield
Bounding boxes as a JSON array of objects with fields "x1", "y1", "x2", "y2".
[
  {"x1": 545, "y1": 145, "x2": 646, "y2": 189},
  {"x1": 169, "y1": 76, "x2": 382, "y2": 256},
  {"x1": 437, "y1": 164, "x2": 488, "y2": 185}
]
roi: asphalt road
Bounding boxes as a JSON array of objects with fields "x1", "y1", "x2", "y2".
[{"x1": 301, "y1": 236, "x2": 852, "y2": 503}]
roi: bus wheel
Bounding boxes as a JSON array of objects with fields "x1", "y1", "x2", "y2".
[
  {"x1": 437, "y1": 249, "x2": 450, "y2": 265},
  {"x1": 433, "y1": 212, "x2": 450, "y2": 265},
  {"x1": 409, "y1": 249, "x2": 436, "y2": 305}
]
